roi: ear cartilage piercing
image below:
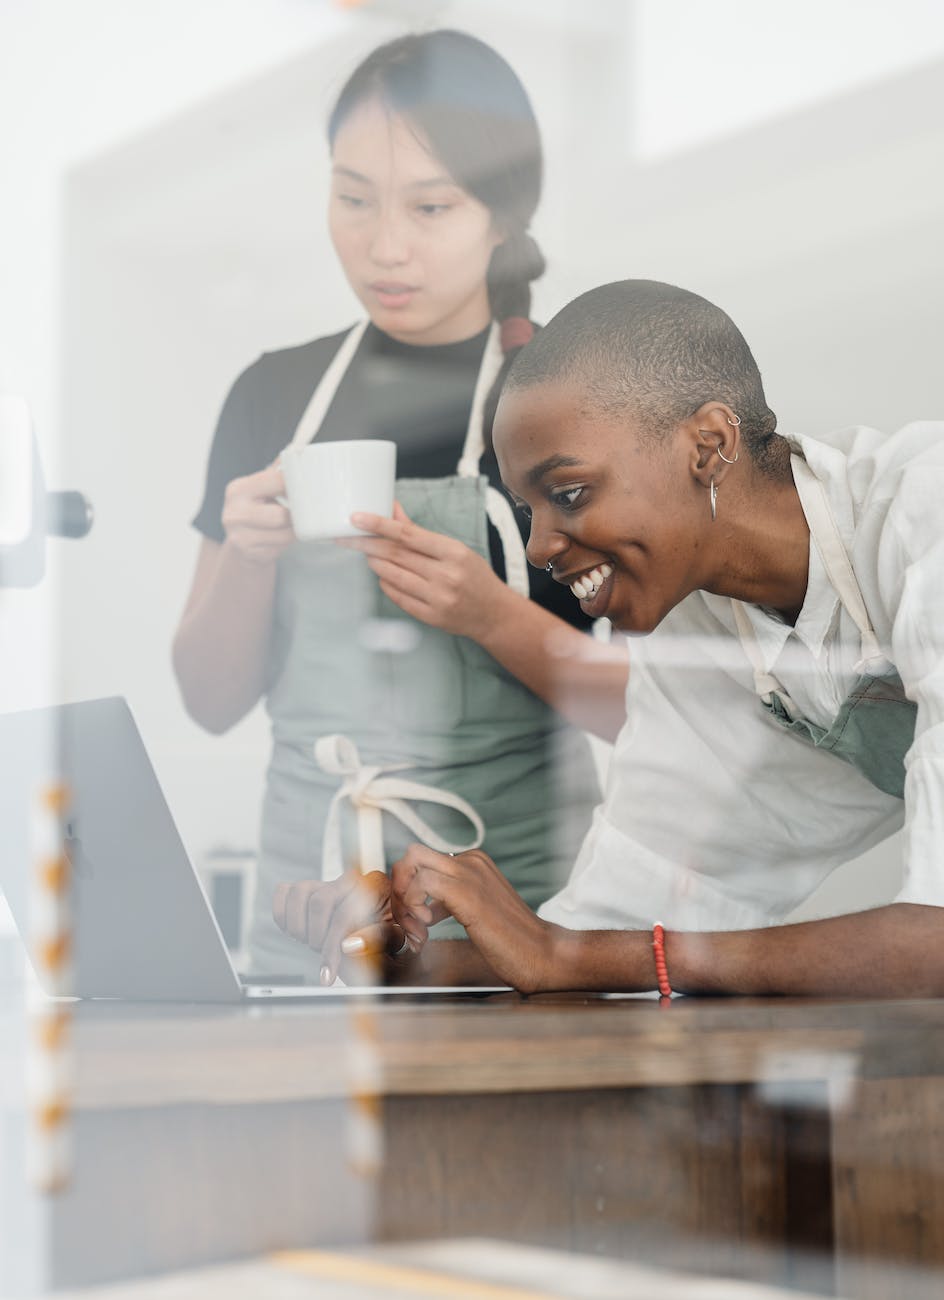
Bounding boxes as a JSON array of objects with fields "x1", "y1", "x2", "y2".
[{"x1": 697, "y1": 429, "x2": 739, "y2": 464}]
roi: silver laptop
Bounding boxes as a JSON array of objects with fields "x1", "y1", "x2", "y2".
[{"x1": 0, "y1": 697, "x2": 506, "y2": 1002}]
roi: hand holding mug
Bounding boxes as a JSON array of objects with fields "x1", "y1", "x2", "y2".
[
  {"x1": 221, "y1": 464, "x2": 295, "y2": 565},
  {"x1": 279, "y1": 440, "x2": 396, "y2": 541},
  {"x1": 339, "y1": 502, "x2": 507, "y2": 639}
]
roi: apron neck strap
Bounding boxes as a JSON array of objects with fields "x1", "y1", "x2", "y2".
[
  {"x1": 289, "y1": 320, "x2": 369, "y2": 450},
  {"x1": 290, "y1": 318, "x2": 503, "y2": 479},
  {"x1": 791, "y1": 455, "x2": 883, "y2": 664},
  {"x1": 730, "y1": 599, "x2": 790, "y2": 703},
  {"x1": 457, "y1": 320, "x2": 504, "y2": 478},
  {"x1": 285, "y1": 315, "x2": 532, "y2": 600},
  {"x1": 732, "y1": 451, "x2": 884, "y2": 701}
]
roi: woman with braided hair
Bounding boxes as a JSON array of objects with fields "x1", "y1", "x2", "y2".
[{"x1": 174, "y1": 30, "x2": 627, "y2": 980}]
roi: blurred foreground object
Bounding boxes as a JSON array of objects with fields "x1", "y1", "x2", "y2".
[
  {"x1": 1, "y1": 394, "x2": 93, "y2": 1206},
  {"x1": 0, "y1": 393, "x2": 93, "y2": 589}
]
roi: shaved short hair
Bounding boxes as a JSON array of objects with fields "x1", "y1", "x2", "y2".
[{"x1": 506, "y1": 280, "x2": 786, "y2": 476}]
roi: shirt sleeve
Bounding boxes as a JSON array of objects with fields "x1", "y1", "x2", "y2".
[
  {"x1": 191, "y1": 360, "x2": 265, "y2": 543},
  {"x1": 874, "y1": 429, "x2": 944, "y2": 907}
]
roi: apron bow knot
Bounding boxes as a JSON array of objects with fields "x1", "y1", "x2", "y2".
[
  {"x1": 313, "y1": 734, "x2": 485, "y2": 881},
  {"x1": 314, "y1": 734, "x2": 404, "y2": 807}
]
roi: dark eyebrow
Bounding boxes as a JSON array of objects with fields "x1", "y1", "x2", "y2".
[
  {"x1": 405, "y1": 177, "x2": 461, "y2": 192},
  {"x1": 332, "y1": 165, "x2": 372, "y2": 184},
  {"x1": 332, "y1": 166, "x2": 459, "y2": 192},
  {"x1": 526, "y1": 455, "x2": 585, "y2": 487}
]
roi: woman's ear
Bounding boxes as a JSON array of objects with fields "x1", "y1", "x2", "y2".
[{"x1": 687, "y1": 402, "x2": 741, "y2": 490}]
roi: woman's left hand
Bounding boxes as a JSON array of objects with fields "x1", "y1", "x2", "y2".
[
  {"x1": 390, "y1": 844, "x2": 562, "y2": 994},
  {"x1": 337, "y1": 502, "x2": 510, "y2": 639},
  {"x1": 271, "y1": 870, "x2": 417, "y2": 986}
]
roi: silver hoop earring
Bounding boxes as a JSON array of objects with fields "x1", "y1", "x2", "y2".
[
  {"x1": 709, "y1": 477, "x2": 717, "y2": 522},
  {"x1": 697, "y1": 428, "x2": 739, "y2": 464},
  {"x1": 727, "y1": 414, "x2": 741, "y2": 427}
]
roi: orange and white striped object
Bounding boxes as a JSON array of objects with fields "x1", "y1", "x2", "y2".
[
  {"x1": 345, "y1": 1002, "x2": 384, "y2": 1179},
  {"x1": 26, "y1": 781, "x2": 74, "y2": 1193}
]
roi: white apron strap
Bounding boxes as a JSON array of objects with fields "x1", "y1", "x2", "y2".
[
  {"x1": 289, "y1": 320, "x2": 369, "y2": 450},
  {"x1": 485, "y1": 487, "x2": 530, "y2": 597},
  {"x1": 456, "y1": 321, "x2": 532, "y2": 597},
  {"x1": 314, "y1": 734, "x2": 485, "y2": 881},
  {"x1": 791, "y1": 456, "x2": 885, "y2": 670},
  {"x1": 456, "y1": 321, "x2": 503, "y2": 478},
  {"x1": 732, "y1": 453, "x2": 887, "y2": 712},
  {"x1": 730, "y1": 599, "x2": 796, "y2": 709}
]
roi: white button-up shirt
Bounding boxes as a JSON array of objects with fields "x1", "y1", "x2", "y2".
[{"x1": 540, "y1": 422, "x2": 944, "y2": 933}]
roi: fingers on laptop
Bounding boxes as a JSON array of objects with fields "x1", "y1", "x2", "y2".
[
  {"x1": 338, "y1": 921, "x2": 418, "y2": 985},
  {"x1": 318, "y1": 875, "x2": 391, "y2": 982},
  {"x1": 272, "y1": 873, "x2": 352, "y2": 947},
  {"x1": 272, "y1": 871, "x2": 397, "y2": 984},
  {"x1": 391, "y1": 854, "x2": 449, "y2": 929}
]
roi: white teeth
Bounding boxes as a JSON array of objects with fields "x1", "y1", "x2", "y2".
[{"x1": 571, "y1": 564, "x2": 612, "y2": 602}]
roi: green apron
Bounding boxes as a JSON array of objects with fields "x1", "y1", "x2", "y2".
[
  {"x1": 732, "y1": 454, "x2": 915, "y2": 800},
  {"x1": 248, "y1": 322, "x2": 600, "y2": 976}
]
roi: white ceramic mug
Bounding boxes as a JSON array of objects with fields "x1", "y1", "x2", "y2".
[{"x1": 279, "y1": 439, "x2": 396, "y2": 540}]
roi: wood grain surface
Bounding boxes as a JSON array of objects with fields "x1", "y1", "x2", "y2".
[{"x1": 6, "y1": 994, "x2": 942, "y2": 1295}]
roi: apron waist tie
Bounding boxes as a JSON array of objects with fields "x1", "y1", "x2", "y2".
[{"x1": 314, "y1": 734, "x2": 486, "y2": 881}]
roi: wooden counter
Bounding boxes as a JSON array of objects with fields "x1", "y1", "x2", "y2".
[{"x1": 12, "y1": 993, "x2": 944, "y2": 1297}]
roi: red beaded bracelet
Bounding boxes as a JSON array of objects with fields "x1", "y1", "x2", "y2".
[{"x1": 652, "y1": 922, "x2": 673, "y2": 1000}]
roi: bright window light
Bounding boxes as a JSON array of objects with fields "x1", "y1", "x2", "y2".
[{"x1": 633, "y1": 0, "x2": 944, "y2": 161}]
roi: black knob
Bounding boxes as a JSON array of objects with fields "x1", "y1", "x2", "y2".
[{"x1": 46, "y1": 491, "x2": 94, "y2": 539}]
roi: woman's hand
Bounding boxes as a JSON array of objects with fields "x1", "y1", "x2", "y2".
[
  {"x1": 338, "y1": 502, "x2": 511, "y2": 639},
  {"x1": 338, "y1": 501, "x2": 630, "y2": 744},
  {"x1": 390, "y1": 845, "x2": 562, "y2": 994},
  {"x1": 272, "y1": 870, "x2": 417, "y2": 986},
  {"x1": 222, "y1": 465, "x2": 295, "y2": 566}
]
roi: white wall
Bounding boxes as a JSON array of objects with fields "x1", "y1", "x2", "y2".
[
  {"x1": 4, "y1": 0, "x2": 944, "y2": 914},
  {"x1": 0, "y1": 0, "x2": 381, "y2": 948}
]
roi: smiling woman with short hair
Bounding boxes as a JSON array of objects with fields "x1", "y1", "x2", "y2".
[{"x1": 330, "y1": 277, "x2": 944, "y2": 999}]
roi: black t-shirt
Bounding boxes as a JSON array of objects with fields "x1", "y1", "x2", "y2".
[{"x1": 193, "y1": 322, "x2": 590, "y2": 629}]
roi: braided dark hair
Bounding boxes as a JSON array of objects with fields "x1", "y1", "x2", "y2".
[{"x1": 328, "y1": 30, "x2": 546, "y2": 447}]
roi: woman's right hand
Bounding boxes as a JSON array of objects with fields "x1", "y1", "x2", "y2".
[
  {"x1": 338, "y1": 502, "x2": 510, "y2": 641},
  {"x1": 221, "y1": 465, "x2": 295, "y2": 565}
]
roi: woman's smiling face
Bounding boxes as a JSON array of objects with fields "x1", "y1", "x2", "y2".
[{"x1": 494, "y1": 381, "x2": 710, "y2": 634}]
